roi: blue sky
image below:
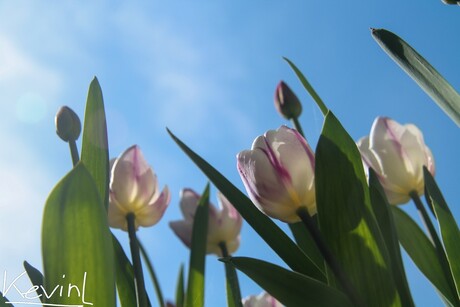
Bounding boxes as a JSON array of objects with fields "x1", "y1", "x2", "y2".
[{"x1": 0, "y1": 1, "x2": 459, "y2": 306}]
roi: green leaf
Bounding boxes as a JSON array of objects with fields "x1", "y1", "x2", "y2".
[
  {"x1": 112, "y1": 235, "x2": 138, "y2": 307},
  {"x1": 81, "y1": 77, "x2": 110, "y2": 210},
  {"x1": 224, "y1": 257, "x2": 353, "y2": 307},
  {"x1": 368, "y1": 169, "x2": 414, "y2": 307},
  {"x1": 372, "y1": 29, "x2": 460, "y2": 127},
  {"x1": 185, "y1": 184, "x2": 210, "y2": 307},
  {"x1": 391, "y1": 206, "x2": 458, "y2": 305},
  {"x1": 283, "y1": 57, "x2": 328, "y2": 116},
  {"x1": 23, "y1": 261, "x2": 44, "y2": 303},
  {"x1": 315, "y1": 112, "x2": 400, "y2": 306},
  {"x1": 139, "y1": 240, "x2": 165, "y2": 307},
  {"x1": 42, "y1": 163, "x2": 115, "y2": 306},
  {"x1": 176, "y1": 264, "x2": 185, "y2": 307},
  {"x1": 289, "y1": 221, "x2": 325, "y2": 274},
  {"x1": 424, "y1": 167, "x2": 460, "y2": 299},
  {"x1": 0, "y1": 292, "x2": 12, "y2": 306},
  {"x1": 167, "y1": 128, "x2": 325, "y2": 281}
]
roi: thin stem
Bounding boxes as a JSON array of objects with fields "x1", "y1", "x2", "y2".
[
  {"x1": 69, "y1": 140, "x2": 79, "y2": 166},
  {"x1": 291, "y1": 117, "x2": 305, "y2": 138},
  {"x1": 410, "y1": 191, "x2": 457, "y2": 297},
  {"x1": 139, "y1": 240, "x2": 165, "y2": 307},
  {"x1": 219, "y1": 242, "x2": 243, "y2": 307},
  {"x1": 127, "y1": 213, "x2": 148, "y2": 307},
  {"x1": 296, "y1": 207, "x2": 364, "y2": 307}
]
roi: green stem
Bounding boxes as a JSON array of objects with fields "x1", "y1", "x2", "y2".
[
  {"x1": 410, "y1": 191, "x2": 458, "y2": 298},
  {"x1": 219, "y1": 242, "x2": 243, "y2": 307},
  {"x1": 127, "y1": 213, "x2": 148, "y2": 307},
  {"x1": 296, "y1": 207, "x2": 364, "y2": 307},
  {"x1": 69, "y1": 140, "x2": 79, "y2": 166},
  {"x1": 291, "y1": 117, "x2": 305, "y2": 138},
  {"x1": 139, "y1": 240, "x2": 165, "y2": 307}
]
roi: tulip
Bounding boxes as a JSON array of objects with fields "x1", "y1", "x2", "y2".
[
  {"x1": 55, "y1": 106, "x2": 81, "y2": 142},
  {"x1": 357, "y1": 117, "x2": 435, "y2": 205},
  {"x1": 237, "y1": 126, "x2": 316, "y2": 223},
  {"x1": 274, "y1": 81, "x2": 302, "y2": 120},
  {"x1": 242, "y1": 292, "x2": 283, "y2": 307},
  {"x1": 108, "y1": 145, "x2": 170, "y2": 231},
  {"x1": 169, "y1": 189, "x2": 242, "y2": 256}
]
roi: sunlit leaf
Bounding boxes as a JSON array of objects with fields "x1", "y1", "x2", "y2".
[
  {"x1": 316, "y1": 112, "x2": 400, "y2": 306},
  {"x1": 368, "y1": 169, "x2": 414, "y2": 307},
  {"x1": 224, "y1": 257, "x2": 353, "y2": 307},
  {"x1": 81, "y1": 77, "x2": 110, "y2": 210},
  {"x1": 167, "y1": 128, "x2": 325, "y2": 281},
  {"x1": 112, "y1": 235, "x2": 138, "y2": 307},
  {"x1": 42, "y1": 163, "x2": 115, "y2": 306},
  {"x1": 185, "y1": 184, "x2": 210, "y2": 307},
  {"x1": 391, "y1": 206, "x2": 458, "y2": 306},
  {"x1": 424, "y1": 167, "x2": 460, "y2": 300},
  {"x1": 372, "y1": 29, "x2": 460, "y2": 127}
]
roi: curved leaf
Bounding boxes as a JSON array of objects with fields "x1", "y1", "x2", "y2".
[
  {"x1": 112, "y1": 235, "x2": 138, "y2": 307},
  {"x1": 372, "y1": 29, "x2": 460, "y2": 127},
  {"x1": 42, "y1": 163, "x2": 115, "y2": 306},
  {"x1": 224, "y1": 257, "x2": 352, "y2": 307},
  {"x1": 23, "y1": 261, "x2": 44, "y2": 303}
]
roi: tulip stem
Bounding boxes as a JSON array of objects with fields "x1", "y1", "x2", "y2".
[
  {"x1": 291, "y1": 117, "x2": 305, "y2": 138},
  {"x1": 219, "y1": 242, "x2": 243, "y2": 307},
  {"x1": 127, "y1": 213, "x2": 148, "y2": 307},
  {"x1": 410, "y1": 191, "x2": 457, "y2": 296},
  {"x1": 139, "y1": 240, "x2": 165, "y2": 307},
  {"x1": 296, "y1": 207, "x2": 364, "y2": 307},
  {"x1": 69, "y1": 140, "x2": 80, "y2": 166}
]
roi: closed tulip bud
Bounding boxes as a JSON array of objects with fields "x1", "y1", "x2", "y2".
[
  {"x1": 274, "y1": 81, "x2": 302, "y2": 119},
  {"x1": 237, "y1": 126, "x2": 316, "y2": 223},
  {"x1": 242, "y1": 292, "x2": 284, "y2": 307},
  {"x1": 357, "y1": 117, "x2": 435, "y2": 205},
  {"x1": 55, "y1": 106, "x2": 81, "y2": 142},
  {"x1": 108, "y1": 145, "x2": 170, "y2": 231},
  {"x1": 169, "y1": 189, "x2": 242, "y2": 256}
]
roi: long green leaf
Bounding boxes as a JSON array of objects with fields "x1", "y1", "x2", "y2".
[
  {"x1": 315, "y1": 112, "x2": 400, "y2": 306},
  {"x1": 112, "y1": 235, "x2": 138, "y2": 307},
  {"x1": 289, "y1": 222, "x2": 325, "y2": 273},
  {"x1": 372, "y1": 29, "x2": 460, "y2": 127},
  {"x1": 424, "y1": 167, "x2": 460, "y2": 300},
  {"x1": 167, "y1": 129, "x2": 325, "y2": 281},
  {"x1": 81, "y1": 77, "x2": 110, "y2": 210},
  {"x1": 0, "y1": 292, "x2": 12, "y2": 306},
  {"x1": 139, "y1": 240, "x2": 165, "y2": 307},
  {"x1": 391, "y1": 206, "x2": 458, "y2": 305},
  {"x1": 224, "y1": 257, "x2": 352, "y2": 307},
  {"x1": 368, "y1": 169, "x2": 414, "y2": 307},
  {"x1": 42, "y1": 163, "x2": 115, "y2": 306},
  {"x1": 185, "y1": 184, "x2": 210, "y2": 307},
  {"x1": 23, "y1": 261, "x2": 44, "y2": 303},
  {"x1": 176, "y1": 264, "x2": 185, "y2": 307}
]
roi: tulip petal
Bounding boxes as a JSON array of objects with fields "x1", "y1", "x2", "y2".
[
  {"x1": 137, "y1": 186, "x2": 170, "y2": 227},
  {"x1": 179, "y1": 188, "x2": 202, "y2": 220},
  {"x1": 169, "y1": 220, "x2": 193, "y2": 248}
]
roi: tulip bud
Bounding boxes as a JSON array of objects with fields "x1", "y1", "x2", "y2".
[
  {"x1": 237, "y1": 126, "x2": 316, "y2": 223},
  {"x1": 108, "y1": 145, "x2": 170, "y2": 231},
  {"x1": 274, "y1": 81, "x2": 302, "y2": 119},
  {"x1": 357, "y1": 117, "x2": 435, "y2": 205},
  {"x1": 55, "y1": 106, "x2": 81, "y2": 142},
  {"x1": 169, "y1": 189, "x2": 242, "y2": 256},
  {"x1": 242, "y1": 292, "x2": 283, "y2": 307}
]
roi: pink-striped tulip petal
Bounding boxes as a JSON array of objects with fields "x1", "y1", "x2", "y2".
[
  {"x1": 242, "y1": 292, "x2": 284, "y2": 307},
  {"x1": 169, "y1": 188, "x2": 242, "y2": 256},
  {"x1": 108, "y1": 145, "x2": 170, "y2": 230},
  {"x1": 357, "y1": 117, "x2": 435, "y2": 205},
  {"x1": 237, "y1": 126, "x2": 316, "y2": 223}
]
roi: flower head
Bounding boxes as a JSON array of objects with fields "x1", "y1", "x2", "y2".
[
  {"x1": 357, "y1": 117, "x2": 435, "y2": 205},
  {"x1": 274, "y1": 81, "x2": 302, "y2": 120},
  {"x1": 108, "y1": 145, "x2": 170, "y2": 230},
  {"x1": 55, "y1": 106, "x2": 81, "y2": 142},
  {"x1": 169, "y1": 189, "x2": 242, "y2": 256},
  {"x1": 237, "y1": 126, "x2": 316, "y2": 223},
  {"x1": 242, "y1": 292, "x2": 283, "y2": 307}
]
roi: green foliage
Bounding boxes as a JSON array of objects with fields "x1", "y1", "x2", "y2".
[
  {"x1": 315, "y1": 112, "x2": 400, "y2": 306},
  {"x1": 224, "y1": 257, "x2": 353, "y2": 307},
  {"x1": 41, "y1": 163, "x2": 115, "y2": 306},
  {"x1": 176, "y1": 264, "x2": 185, "y2": 307},
  {"x1": 112, "y1": 235, "x2": 138, "y2": 307},
  {"x1": 185, "y1": 184, "x2": 210, "y2": 307},
  {"x1": 372, "y1": 29, "x2": 460, "y2": 127},
  {"x1": 23, "y1": 261, "x2": 44, "y2": 303}
]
